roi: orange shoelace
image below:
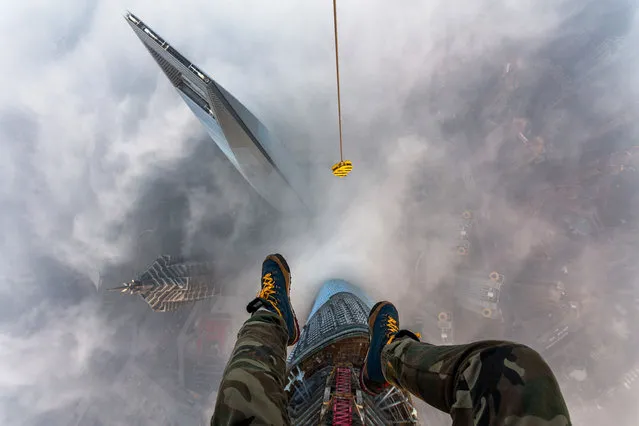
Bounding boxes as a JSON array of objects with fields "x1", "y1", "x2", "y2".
[
  {"x1": 258, "y1": 273, "x2": 282, "y2": 316},
  {"x1": 386, "y1": 315, "x2": 399, "y2": 345}
]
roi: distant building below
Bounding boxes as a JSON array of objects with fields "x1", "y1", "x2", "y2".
[
  {"x1": 455, "y1": 271, "x2": 505, "y2": 320},
  {"x1": 110, "y1": 255, "x2": 219, "y2": 312}
]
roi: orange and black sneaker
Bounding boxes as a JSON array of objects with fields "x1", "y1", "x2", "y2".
[
  {"x1": 360, "y1": 301, "x2": 419, "y2": 394},
  {"x1": 246, "y1": 253, "x2": 300, "y2": 346}
]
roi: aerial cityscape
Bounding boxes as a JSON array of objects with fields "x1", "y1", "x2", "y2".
[{"x1": 1, "y1": 0, "x2": 639, "y2": 425}]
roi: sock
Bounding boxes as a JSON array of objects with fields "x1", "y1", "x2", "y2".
[{"x1": 252, "y1": 307, "x2": 272, "y2": 315}]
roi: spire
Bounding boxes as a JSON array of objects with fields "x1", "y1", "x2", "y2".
[
  {"x1": 108, "y1": 285, "x2": 131, "y2": 293},
  {"x1": 108, "y1": 280, "x2": 148, "y2": 294}
]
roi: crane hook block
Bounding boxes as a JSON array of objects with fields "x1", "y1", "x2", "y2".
[{"x1": 332, "y1": 160, "x2": 353, "y2": 177}]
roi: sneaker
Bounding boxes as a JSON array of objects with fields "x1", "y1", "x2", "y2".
[
  {"x1": 246, "y1": 254, "x2": 300, "y2": 346},
  {"x1": 360, "y1": 301, "x2": 399, "y2": 394},
  {"x1": 360, "y1": 301, "x2": 420, "y2": 394}
]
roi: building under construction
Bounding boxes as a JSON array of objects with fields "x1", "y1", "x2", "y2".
[{"x1": 285, "y1": 279, "x2": 419, "y2": 425}]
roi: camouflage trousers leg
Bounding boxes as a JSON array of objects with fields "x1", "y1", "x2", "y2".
[
  {"x1": 211, "y1": 311, "x2": 290, "y2": 425},
  {"x1": 382, "y1": 339, "x2": 572, "y2": 426}
]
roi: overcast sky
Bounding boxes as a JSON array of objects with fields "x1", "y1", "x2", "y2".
[{"x1": 2, "y1": 0, "x2": 639, "y2": 424}]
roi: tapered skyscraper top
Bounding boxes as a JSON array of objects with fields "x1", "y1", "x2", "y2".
[
  {"x1": 112, "y1": 255, "x2": 218, "y2": 312},
  {"x1": 125, "y1": 12, "x2": 307, "y2": 212}
]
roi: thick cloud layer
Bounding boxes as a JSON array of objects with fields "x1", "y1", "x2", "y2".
[{"x1": 2, "y1": 0, "x2": 639, "y2": 424}]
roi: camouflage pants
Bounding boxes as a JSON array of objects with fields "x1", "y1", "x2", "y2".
[
  {"x1": 383, "y1": 339, "x2": 572, "y2": 425},
  {"x1": 212, "y1": 311, "x2": 290, "y2": 425},
  {"x1": 212, "y1": 311, "x2": 571, "y2": 425}
]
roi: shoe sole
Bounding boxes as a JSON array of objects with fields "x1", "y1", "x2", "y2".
[{"x1": 267, "y1": 253, "x2": 300, "y2": 345}]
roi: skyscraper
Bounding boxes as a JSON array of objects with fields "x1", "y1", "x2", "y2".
[
  {"x1": 111, "y1": 255, "x2": 219, "y2": 312},
  {"x1": 286, "y1": 279, "x2": 418, "y2": 425},
  {"x1": 125, "y1": 12, "x2": 307, "y2": 212}
]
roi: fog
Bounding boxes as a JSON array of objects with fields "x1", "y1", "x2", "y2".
[{"x1": 1, "y1": 0, "x2": 638, "y2": 424}]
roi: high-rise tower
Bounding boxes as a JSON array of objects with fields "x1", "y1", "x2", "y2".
[
  {"x1": 125, "y1": 12, "x2": 307, "y2": 212},
  {"x1": 286, "y1": 279, "x2": 418, "y2": 425},
  {"x1": 110, "y1": 255, "x2": 219, "y2": 312}
]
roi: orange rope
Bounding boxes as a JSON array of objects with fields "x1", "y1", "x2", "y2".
[{"x1": 332, "y1": 0, "x2": 344, "y2": 162}]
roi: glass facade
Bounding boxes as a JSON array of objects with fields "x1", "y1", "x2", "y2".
[
  {"x1": 177, "y1": 90, "x2": 238, "y2": 169},
  {"x1": 126, "y1": 12, "x2": 306, "y2": 212},
  {"x1": 307, "y1": 279, "x2": 374, "y2": 320},
  {"x1": 288, "y1": 279, "x2": 373, "y2": 367}
]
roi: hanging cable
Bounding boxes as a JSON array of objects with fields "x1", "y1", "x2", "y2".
[
  {"x1": 333, "y1": 0, "x2": 344, "y2": 162},
  {"x1": 331, "y1": 0, "x2": 353, "y2": 178}
]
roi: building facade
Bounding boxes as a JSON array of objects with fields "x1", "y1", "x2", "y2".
[
  {"x1": 125, "y1": 12, "x2": 307, "y2": 212},
  {"x1": 111, "y1": 255, "x2": 219, "y2": 312},
  {"x1": 286, "y1": 279, "x2": 419, "y2": 425}
]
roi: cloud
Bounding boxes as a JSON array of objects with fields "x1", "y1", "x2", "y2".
[
  {"x1": 1, "y1": 0, "x2": 639, "y2": 424},
  {"x1": 0, "y1": 301, "x2": 112, "y2": 419}
]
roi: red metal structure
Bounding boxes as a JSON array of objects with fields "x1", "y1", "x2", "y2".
[{"x1": 332, "y1": 367, "x2": 353, "y2": 425}]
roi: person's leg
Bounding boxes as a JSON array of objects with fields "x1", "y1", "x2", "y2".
[
  {"x1": 211, "y1": 310, "x2": 290, "y2": 425},
  {"x1": 382, "y1": 339, "x2": 571, "y2": 425},
  {"x1": 211, "y1": 254, "x2": 301, "y2": 426},
  {"x1": 361, "y1": 301, "x2": 571, "y2": 426}
]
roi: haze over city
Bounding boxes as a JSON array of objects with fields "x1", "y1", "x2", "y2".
[{"x1": 1, "y1": 0, "x2": 638, "y2": 424}]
